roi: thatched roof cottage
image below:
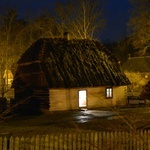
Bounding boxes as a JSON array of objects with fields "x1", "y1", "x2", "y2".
[{"x1": 13, "y1": 38, "x2": 130, "y2": 112}]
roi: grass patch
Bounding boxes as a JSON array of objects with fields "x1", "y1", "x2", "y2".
[{"x1": 0, "y1": 107, "x2": 150, "y2": 137}]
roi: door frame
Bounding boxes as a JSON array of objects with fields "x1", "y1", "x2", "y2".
[{"x1": 78, "y1": 90, "x2": 87, "y2": 108}]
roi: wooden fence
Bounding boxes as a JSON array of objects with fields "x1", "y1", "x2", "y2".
[{"x1": 0, "y1": 130, "x2": 150, "y2": 150}]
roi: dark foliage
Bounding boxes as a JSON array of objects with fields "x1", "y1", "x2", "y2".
[
  {"x1": 13, "y1": 98, "x2": 42, "y2": 116},
  {"x1": 0, "y1": 97, "x2": 7, "y2": 114}
]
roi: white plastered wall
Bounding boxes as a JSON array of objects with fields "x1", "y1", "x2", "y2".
[{"x1": 49, "y1": 86, "x2": 127, "y2": 111}]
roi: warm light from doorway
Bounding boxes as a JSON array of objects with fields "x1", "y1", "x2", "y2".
[{"x1": 79, "y1": 90, "x2": 86, "y2": 107}]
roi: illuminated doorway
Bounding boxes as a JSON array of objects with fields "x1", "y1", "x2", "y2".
[{"x1": 79, "y1": 90, "x2": 87, "y2": 107}]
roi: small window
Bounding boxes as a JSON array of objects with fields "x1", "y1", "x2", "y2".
[{"x1": 106, "y1": 87, "x2": 113, "y2": 98}]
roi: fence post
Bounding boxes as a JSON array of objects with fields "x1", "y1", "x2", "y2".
[
  {"x1": 0, "y1": 137, "x2": 3, "y2": 150},
  {"x1": 148, "y1": 130, "x2": 150, "y2": 149},
  {"x1": 109, "y1": 131, "x2": 114, "y2": 149},
  {"x1": 90, "y1": 132, "x2": 94, "y2": 150},
  {"x1": 35, "y1": 135, "x2": 40, "y2": 150},
  {"x1": 77, "y1": 132, "x2": 81, "y2": 150},
  {"x1": 9, "y1": 136, "x2": 14, "y2": 150},
  {"x1": 49, "y1": 134, "x2": 54, "y2": 150},
  {"x1": 45, "y1": 134, "x2": 50, "y2": 150},
  {"x1": 85, "y1": 132, "x2": 90, "y2": 150},
  {"x1": 64, "y1": 133, "x2": 68, "y2": 150},
  {"x1": 54, "y1": 134, "x2": 58, "y2": 149},
  {"x1": 72, "y1": 133, "x2": 77, "y2": 150},
  {"x1": 67, "y1": 133, "x2": 72, "y2": 150},
  {"x1": 81, "y1": 132, "x2": 86, "y2": 150},
  {"x1": 24, "y1": 137, "x2": 30, "y2": 149},
  {"x1": 98, "y1": 132, "x2": 102, "y2": 149},
  {"x1": 0, "y1": 130, "x2": 150, "y2": 150},
  {"x1": 58, "y1": 133, "x2": 63, "y2": 149},
  {"x1": 14, "y1": 136, "x2": 19, "y2": 150},
  {"x1": 93, "y1": 132, "x2": 98, "y2": 150},
  {"x1": 30, "y1": 136, "x2": 35, "y2": 150},
  {"x1": 2, "y1": 137, "x2": 7, "y2": 150},
  {"x1": 39, "y1": 136, "x2": 45, "y2": 150},
  {"x1": 122, "y1": 131, "x2": 127, "y2": 150},
  {"x1": 143, "y1": 130, "x2": 148, "y2": 150},
  {"x1": 20, "y1": 136, "x2": 25, "y2": 150}
]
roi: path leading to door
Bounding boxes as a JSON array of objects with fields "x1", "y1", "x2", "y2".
[{"x1": 74, "y1": 109, "x2": 116, "y2": 123}]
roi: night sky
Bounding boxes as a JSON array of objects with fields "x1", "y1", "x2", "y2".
[{"x1": 0, "y1": 0, "x2": 133, "y2": 42}]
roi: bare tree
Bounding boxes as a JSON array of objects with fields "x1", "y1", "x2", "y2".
[
  {"x1": 0, "y1": 9, "x2": 18, "y2": 97},
  {"x1": 26, "y1": 13, "x2": 60, "y2": 40},
  {"x1": 55, "y1": 0, "x2": 105, "y2": 39},
  {"x1": 128, "y1": 0, "x2": 150, "y2": 56}
]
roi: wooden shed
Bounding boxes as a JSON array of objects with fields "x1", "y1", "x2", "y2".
[
  {"x1": 122, "y1": 56, "x2": 150, "y2": 96},
  {"x1": 12, "y1": 38, "x2": 130, "y2": 112},
  {"x1": 122, "y1": 56, "x2": 150, "y2": 80}
]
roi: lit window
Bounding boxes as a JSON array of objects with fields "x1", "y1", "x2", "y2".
[{"x1": 106, "y1": 87, "x2": 113, "y2": 98}]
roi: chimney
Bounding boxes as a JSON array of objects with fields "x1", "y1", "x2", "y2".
[{"x1": 63, "y1": 32, "x2": 70, "y2": 40}]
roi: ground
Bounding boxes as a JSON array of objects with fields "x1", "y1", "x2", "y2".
[{"x1": 0, "y1": 106, "x2": 150, "y2": 137}]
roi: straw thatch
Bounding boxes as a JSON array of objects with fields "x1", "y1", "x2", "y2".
[{"x1": 13, "y1": 38, "x2": 130, "y2": 89}]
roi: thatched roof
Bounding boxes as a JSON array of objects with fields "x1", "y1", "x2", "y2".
[
  {"x1": 122, "y1": 56, "x2": 150, "y2": 73},
  {"x1": 13, "y1": 38, "x2": 130, "y2": 88}
]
